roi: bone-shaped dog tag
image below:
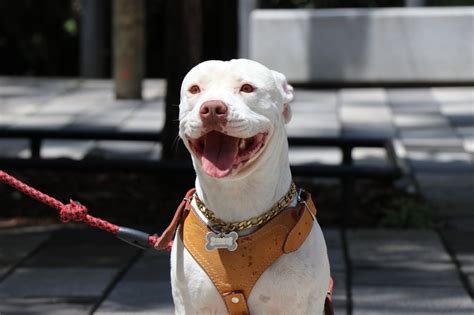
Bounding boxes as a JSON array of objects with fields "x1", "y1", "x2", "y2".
[{"x1": 205, "y1": 231, "x2": 238, "y2": 251}]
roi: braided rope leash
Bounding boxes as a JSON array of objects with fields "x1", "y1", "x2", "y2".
[{"x1": 0, "y1": 170, "x2": 172, "y2": 251}]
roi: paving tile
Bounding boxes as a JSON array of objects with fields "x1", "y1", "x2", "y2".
[
  {"x1": 352, "y1": 147, "x2": 388, "y2": 167},
  {"x1": 333, "y1": 307, "x2": 347, "y2": 315},
  {"x1": 352, "y1": 286, "x2": 474, "y2": 314},
  {"x1": 415, "y1": 172, "x2": 474, "y2": 190},
  {"x1": 0, "y1": 267, "x2": 117, "y2": 298},
  {"x1": 0, "y1": 227, "x2": 140, "y2": 314},
  {"x1": 70, "y1": 112, "x2": 135, "y2": 130},
  {"x1": 0, "y1": 227, "x2": 53, "y2": 279},
  {"x1": 441, "y1": 230, "x2": 474, "y2": 275},
  {"x1": 0, "y1": 231, "x2": 51, "y2": 265},
  {"x1": 406, "y1": 150, "x2": 473, "y2": 172},
  {"x1": 387, "y1": 89, "x2": 441, "y2": 114},
  {"x1": 1, "y1": 98, "x2": 46, "y2": 115},
  {"x1": 320, "y1": 231, "x2": 345, "y2": 273},
  {"x1": 10, "y1": 114, "x2": 76, "y2": 130},
  {"x1": 424, "y1": 190, "x2": 474, "y2": 216},
  {"x1": 440, "y1": 102, "x2": 474, "y2": 116},
  {"x1": 0, "y1": 298, "x2": 92, "y2": 315},
  {"x1": 328, "y1": 249, "x2": 346, "y2": 272},
  {"x1": 400, "y1": 127, "x2": 462, "y2": 143},
  {"x1": 293, "y1": 89, "x2": 337, "y2": 103},
  {"x1": 469, "y1": 274, "x2": 474, "y2": 291},
  {"x1": 0, "y1": 113, "x2": 12, "y2": 129},
  {"x1": 41, "y1": 140, "x2": 96, "y2": 160},
  {"x1": 431, "y1": 87, "x2": 474, "y2": 103},
  {"x1": 347, "y1": 229, "x2": 453, "y2": 269},
  {"x1": 143, "y1": 79, "x2": 166, "y2": 100},
  {"x1": 292, "y1": 101, "x2": 338, "y2": 114},
  {"x1": 86, "y1": 141, "x2": 158, "y2": 160},
  {"x1": 287, "y1": 113, "x2": 341, "y2": 137},
  {"x1": 352, "y1": 268, "x2": 460, "y2": 287},
  {"x1": 323, "y1": 229, "x2": 343, "y2": 248},
  {"x1": 393, "y1": 113, "x2": 450, "y2": 129},
  {"x1": 389, "y1": 103, "x2": 440, "y2": 114},
  {"x1": 119, "y1": 116, "x2": 164, "y2": 132},
  {"x1": 94, "y1": 282, "x2": 174, "y2": 314},
  {"x1": 387, "y1": 88, "x2": 436, "y2": 103},
  {"x1": 332, "y1": 271, "x2": 346, "y2": 295},
  {"x1": 0, "y1": 139, "x2": 30, "y2": 158},
  {"x1": 447, "y1": 115, "x2": 474, "y2": 127},
  {"x1": 95, "y1": 251, "x2": 174, "y2": 314},
  {"x1": 287, "y1": 126, "x2": 341, "y2": 137},
  {"x1": 445, "y1": 217, "x2": 474, "y2": 232},
  {"x1": 342, "y1": 125, "x2": 395, "y2": 138},
  {"x1": 456, "y1": 126, "x2": 474, "y2": 138},
  {"x1": 462, "y1": 137, "x2": 474, "y2": 153},
  {"x1": 339, "y1": 88, "x2": 387, "y2": 104},
  {"x1": 23, "y1": 228, "x2": 139, "y2": 268},
  {"x1": 340, "y1": 107, "x2": 392, "y2": 124},
  {"x1": 289, "y1": 148, "x2": 341, "y2": 165},
  {"x1": 78, "y1": 79, "x2": 114, "y2": 90}
]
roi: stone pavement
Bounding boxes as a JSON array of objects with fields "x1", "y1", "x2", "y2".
[
  {"x1": 0, "y1": 78, "x2": 473, "y2": 313},
  {"x1": 0, "y1": 225, "x2": 473, "y2": 314}
]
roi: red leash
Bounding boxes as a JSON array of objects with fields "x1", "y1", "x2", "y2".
[
  {"x1": 1, "y1": 170, "x2": 335, "y2": 314},
  {"x1": 0, "y1": 169, "x2": 176, "y2": 251}
]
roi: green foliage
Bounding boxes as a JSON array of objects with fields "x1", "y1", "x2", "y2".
[
  {"x1": 356, "y1": 182, "x2": 434, "y2": 229},
  {"x1": 378, "y1": 195, "x2": 433, "y2": 229},
  {"x1": 63, "y1": 19, "x2": 78, "y2": 36}
]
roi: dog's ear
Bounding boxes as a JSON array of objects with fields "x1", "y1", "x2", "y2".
[{"x1": 271, "y1": 70, "x2": 294, "y2": 124}]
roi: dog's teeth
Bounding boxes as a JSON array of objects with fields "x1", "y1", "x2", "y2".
[{"x1": 239, "y1": 139, "x2": 246, "y2": 150}]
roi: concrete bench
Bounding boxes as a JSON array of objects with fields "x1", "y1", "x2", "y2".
[{"x1": 250, "y1": 8, "x2": 474, "y2": 84}]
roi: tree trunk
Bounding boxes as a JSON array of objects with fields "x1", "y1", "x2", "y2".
[
  {"x1": 113, "y1": 0, "x2": 144, "y2": 99},
  {"x1": 162, "y1": 0, "x2": 202, "y2": 159}
]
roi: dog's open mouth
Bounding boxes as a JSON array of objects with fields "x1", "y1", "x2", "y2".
[{"x1": 188, "y1": 131, "x2": 267, "y2": 178}]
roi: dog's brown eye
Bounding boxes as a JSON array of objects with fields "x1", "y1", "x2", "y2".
[
  {"x1": 189, "y1": 85, "x2": 201, "y2": 94},
  {"x1": 240, "y1": 84, "x2": 255, "y2": 93}
]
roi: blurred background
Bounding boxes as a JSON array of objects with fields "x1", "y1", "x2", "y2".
[
  {"x1": 0, "y1": 0, "x2": 473, "y2": 314},
  {"x1": 0, "y1": 0, "x2": 474, "y2": 226}
]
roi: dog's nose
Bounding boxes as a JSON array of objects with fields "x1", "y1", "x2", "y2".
[{"x1": 200, "y1": 100, "x2": 228, "y2": 125}]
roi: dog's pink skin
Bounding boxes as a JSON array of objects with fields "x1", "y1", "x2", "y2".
[{"x1": 172, "y1": 59, "x2": 330, "y2": 314}]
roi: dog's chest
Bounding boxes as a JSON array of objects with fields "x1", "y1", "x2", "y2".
[{"x1": 171, "y1": 221, "x2": 330, "y2": 314}]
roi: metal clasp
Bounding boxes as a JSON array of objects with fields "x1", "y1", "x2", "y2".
[
  {"x1": 116, "y1": 226, "x2": 152, "y2": 250},
  {"x1": 298, "y1": 189, "x2": 316, "y2": 221}
]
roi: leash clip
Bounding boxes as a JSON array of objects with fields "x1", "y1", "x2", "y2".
[
  {"x1": 116, "y1": 226, "x2": 152, "y2": 250},
  {"x1": 297, "y1": 188, "x2": 304, "y2": 203}
]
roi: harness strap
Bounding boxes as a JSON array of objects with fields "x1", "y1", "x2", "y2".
[
  {"x1": 181, "y1": 191, "x2": 319, "y2": 315},
  {"x1": 223, "y1": 291, "x2": 249, "y2": 315},
  {"x1": 152, "y1": 188, "x2": 195, "y2": 251}
]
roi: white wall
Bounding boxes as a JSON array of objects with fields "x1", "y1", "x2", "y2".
[{"x1": 250, "y1": 8, "x2": 474, "y2": 84}]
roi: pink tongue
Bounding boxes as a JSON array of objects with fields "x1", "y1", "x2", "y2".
[{"x1": 201, "y1": 131, "x2": 240, "y2": 178}]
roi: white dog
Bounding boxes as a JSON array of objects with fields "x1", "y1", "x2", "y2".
[{"x1": 171, "y1": 59, "x2": 330, "y2": 314}]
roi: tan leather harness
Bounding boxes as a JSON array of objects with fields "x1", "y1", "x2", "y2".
[{"x1": 155, "y1": 188, "x2": 334, "y2": 315}]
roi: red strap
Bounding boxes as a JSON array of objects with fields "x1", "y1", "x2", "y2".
[
  {"x1": 151, "y1": 188, "x2": 195, "y2": 251},
  {"x1": 324, "y1": 276, "x2": 335, "y2": 315}
]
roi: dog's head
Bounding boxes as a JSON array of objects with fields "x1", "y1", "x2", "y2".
[{"x1": 179, "y1": 59, "x2": 293, "y2": 178}]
